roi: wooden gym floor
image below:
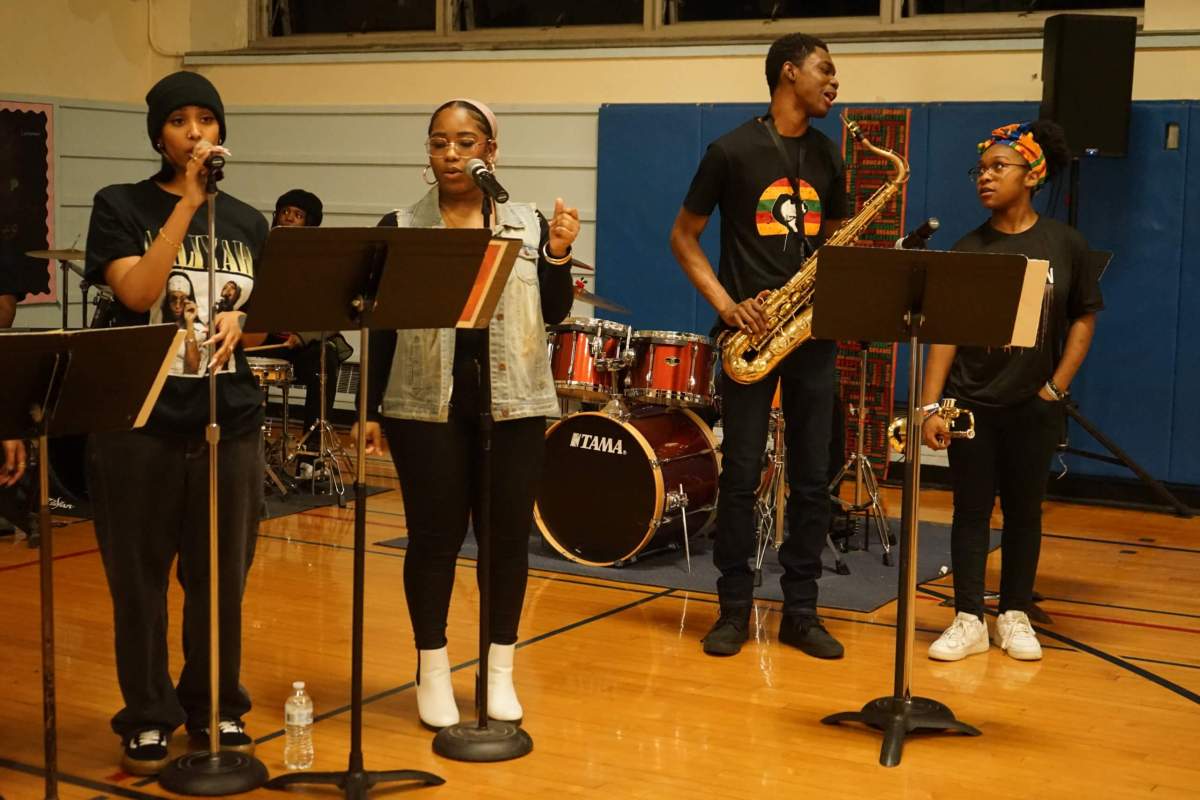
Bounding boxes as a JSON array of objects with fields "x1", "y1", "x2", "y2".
[{"x1": 1, "y1": 445, "x2": 1198, "y2": 799}]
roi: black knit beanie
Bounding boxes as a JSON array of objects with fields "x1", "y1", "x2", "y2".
[
  {"x1": 274, "y1": 189, "x2": 324, "y2": 227},
  {"x1": 145, "y1": 71, "x2": 226, "y2": 149}
]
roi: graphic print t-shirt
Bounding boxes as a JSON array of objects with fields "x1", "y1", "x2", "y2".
[
  {"x1": 945, "y1": 216, "x2": 1104, "y2": 408},
  {"x1": 85, "y1": 180, "x2": 269, "y2": 435},
  {"x1": 682, "y1": 117, "x2": 849, "y2": 310}
]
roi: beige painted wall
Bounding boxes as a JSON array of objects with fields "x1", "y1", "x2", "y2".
[{"x1": 0, "y1": 0, "x2": 180, "y2": 103}]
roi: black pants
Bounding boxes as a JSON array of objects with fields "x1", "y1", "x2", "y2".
[
  {"x1": 87, "y1": 427, "x2": 263, "y2": 739},
  {"x1": 381, "y1": 368, "x2": 544, "y2": 650},
  {"x1": 282, "y1": 340, "x2": 341, "y2": 433},
  {"x1": 714, "y1": 340, "x2": 836, "y2": 614},
  {"x1": 948, "y1": 396, "x2": 1065, "y2": 618}
]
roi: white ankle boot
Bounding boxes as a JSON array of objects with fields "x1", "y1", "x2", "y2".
[
  {"x1": 486, "y1": 643, "x2": 523, "y2": 723},
  {"x1": 416, "y1": 647, "x2": 459, "y2": 729}
]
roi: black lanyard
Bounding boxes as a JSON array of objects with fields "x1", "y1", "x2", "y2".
[{"x1": 759, "y1": 114, "x2": 813, "y2": 258}]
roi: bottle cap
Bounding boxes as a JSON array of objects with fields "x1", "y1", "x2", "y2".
[{"x1": 293, "y1": 680, "x2": 305, "y2": 689}]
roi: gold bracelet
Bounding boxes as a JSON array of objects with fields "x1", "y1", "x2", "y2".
[{"x1": 158, "y1": 228, "x2": 182, "y2": 250}]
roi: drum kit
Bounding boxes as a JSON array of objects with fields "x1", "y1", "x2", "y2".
[{"x1": 536, "y1": 315, "x2": 722, "y2": 570}]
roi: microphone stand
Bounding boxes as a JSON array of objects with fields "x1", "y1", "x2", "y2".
[
  {"x1": 160, "y1": 157, "x2": 269, "y2": 794},
  {"x1": 433, "y1": 189, "x2": 533, "y2": 762}
]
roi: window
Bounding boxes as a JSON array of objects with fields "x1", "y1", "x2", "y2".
[
  {"x1": 905, "y1": 0, "x2": 1142, "y2": 12},
  {"x1": 465, "y1": 0, "x2": 642, "y2": 28},
  {"x1": 668, "y1": 0, "x2": 879, "y2": 22},
  {"x1": 257, "y1": 1, "x2": 1146, "y2": 47}
]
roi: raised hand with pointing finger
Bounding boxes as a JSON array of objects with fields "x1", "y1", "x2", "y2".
[{"x1": 546, "y1": 197, "x2": 580, "y2": 259}]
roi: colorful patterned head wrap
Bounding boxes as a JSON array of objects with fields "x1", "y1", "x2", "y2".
[{"x1": 978, "y1": 122, "x2": 1047, "y2": 189}]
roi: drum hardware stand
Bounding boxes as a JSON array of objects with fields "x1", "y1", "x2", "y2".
[
  {"x1": 827, "y1": 341, "x2": 894, "y2": 566},
  {"x1": 664, "y1": 484, "x2": 693, "y2": 573},
  {"x1": 596, "y1": 327, "x2": 634, "y2": 419},
  {"x1": 754, "y1": 401, "x2": 846, "y2": 587},
  {"x1": 288, "y1": 333, "x2": 353, "y2": 505},
  {"x1": 262, "y1": 379, "x2": 296, "y2": 497}
]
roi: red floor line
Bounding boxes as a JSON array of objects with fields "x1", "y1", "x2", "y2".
[{"x1": 0, "y1": 546, "x2": 100, "y2": 573}]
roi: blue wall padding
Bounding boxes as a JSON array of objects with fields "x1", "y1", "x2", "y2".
[{"x1": 595, "y1": 101, "x2": 1200, "y2": 483}]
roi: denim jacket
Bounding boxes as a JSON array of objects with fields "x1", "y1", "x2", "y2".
[{"x1": 379, "y1": 187, "x2": 560, "y2": 423}]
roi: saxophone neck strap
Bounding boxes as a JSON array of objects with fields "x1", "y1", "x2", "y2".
[
  {"x1": 759, "y1": 114, "x2": 807, "y2": 196},
  {"x1": 759, "y1": 114, "x2": 814, "y2": 262}
]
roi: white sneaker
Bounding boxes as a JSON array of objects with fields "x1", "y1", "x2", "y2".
[
  {"x1": 486, "y1": 643, "x2": 523, "y2": 723},
  {"x1": 928, "y1": 612, "x2": 990, "y2": 661},
  {"x1": 416, "y1": 647, "x2": 459, "y2": 729},
  {"x1": 994, "y1": 610, "x2": 1043, "y2": 661}
]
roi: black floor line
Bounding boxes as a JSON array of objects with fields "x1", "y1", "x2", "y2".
[
  {"x1": 246, "y1": 588, "x2": 676, "y2": 746},
  {"x1": 922, "y1": 581, "x2": 1200, "y2": 621},
  {"x1": 1041, "y1": 532, "x2": 1200, "y2": 555},
  {"x1": 1122, "y1": 654, "x2": 1200, "y2": 672},
  {"x1": 917, "y1": 586, "x2": 1200, "y2": 705},
  {"x1": 0, "y1": 757, "x2": 165, "y2": 799}
]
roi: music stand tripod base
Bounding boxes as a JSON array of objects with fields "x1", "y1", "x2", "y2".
[
  {"x1": 159, "y1": 749, "x2": 269, "y2": 796},
  {"x1": 433, "y1": 720, "x2": 533, "y2": 762},
  {"x1": 264, "y1": 767, "x2": 445, "y2": 795},
  {"x1": 821, "y1": 696, "x2": 980, "y2": 767}
]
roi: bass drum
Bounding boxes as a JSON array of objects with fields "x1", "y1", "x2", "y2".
[{"x1": 536, "y1": 406, "x2": 718, "y2": 566}]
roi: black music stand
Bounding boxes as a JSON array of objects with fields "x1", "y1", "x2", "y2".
[
  {"x1": 243, "y1": 225, "x2": 515, "y2": 797},
  {"x1": 0, "y1": 324, "x2": 181, "y2": 800},
  {"x1": 812, "y1": 245, "x2": 1045, "y2": 767}
]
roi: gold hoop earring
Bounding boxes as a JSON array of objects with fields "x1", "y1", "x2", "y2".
[{"x1": 422, "y1": 165, "x2": 437, "y2": 185}]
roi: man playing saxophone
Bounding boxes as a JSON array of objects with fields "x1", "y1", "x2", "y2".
[{"x1": 669, "y1": 33, "x2": 848, "y2": 659}]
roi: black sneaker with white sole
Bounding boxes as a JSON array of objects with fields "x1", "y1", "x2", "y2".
[
  {"x1": 189, "y1": 718, "x2": 254, "y2": 754},
  {"x1": 121, "y1": 728, "x2": 171, "y2": 775}
]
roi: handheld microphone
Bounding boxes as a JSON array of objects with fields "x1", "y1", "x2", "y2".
[
  {"x1": 896, "y1": 217, "x2": 939, "y2": 250},
  {"x1": 466, "y1": 158, "x2": 509, "y2": 203},
  {"x1": 198, "y1": 141, "x2": 226, "y2": 188}
]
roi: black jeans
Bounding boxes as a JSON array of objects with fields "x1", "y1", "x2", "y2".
[
  {"x1": 948, "y1": 395, "x2": 1065, "y2": 618},
  {"x1": 714, "y1": 340, "x2": 836, "y2": 614},
  {"x1": 87, "y1": 427, "x2": 263, "y2": 739},
  {"x1": 381, "y1": 364, "x2": 544, "y2": 650},
  {"x1": 282, "y1": 339, "x2": 341, "y2": 433}
]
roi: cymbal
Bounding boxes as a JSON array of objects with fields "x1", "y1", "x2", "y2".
[
  {"x1": 573, "y1": 285, "x2": 630, "y2": 315},
  {"x1": 26, "y1": 248, "x2": 86, "y2": 261}
]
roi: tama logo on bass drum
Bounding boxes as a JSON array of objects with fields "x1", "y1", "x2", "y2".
[{"x1": 568, "y1": 432, "x2": 627, "y2": 455}]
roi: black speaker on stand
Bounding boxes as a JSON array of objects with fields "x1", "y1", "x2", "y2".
[{"x1": 1036, "y1": 14, "x2": 1192, "y2": 519}]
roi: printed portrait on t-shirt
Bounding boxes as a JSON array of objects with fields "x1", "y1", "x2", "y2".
[
  {"x1": 756, "y1": 177, "x2": 823, "y2": 252},
  {"x1": 144, "y1": 231, "x2": 255, "y2": 378}
]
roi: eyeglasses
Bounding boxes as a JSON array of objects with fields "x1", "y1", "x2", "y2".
[
  {"x1": 967, "y1": 161, "x2": 1029, "y2": 182},
  {"x1": 425, "y1": 136, "x2": 489, "y2": 158}
]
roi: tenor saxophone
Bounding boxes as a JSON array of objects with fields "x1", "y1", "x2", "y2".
[{"x1": 720, "y1": 115, "x2": 910, "y2": 384}]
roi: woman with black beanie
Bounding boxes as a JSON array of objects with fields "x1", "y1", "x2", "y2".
[{"x1": 83, "y1": 70, "x2": 269, "y2": 775}]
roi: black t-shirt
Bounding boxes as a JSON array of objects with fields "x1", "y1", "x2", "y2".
[
  {"x1": 682, "y1": 117, "x2": 849, "y2": 310},
  {"x1": 84, "y1": 180, "x2": 269, "y2": 436},
  {"x1": 945, "y1": 216, "x2": 1104, "y2": 408}
]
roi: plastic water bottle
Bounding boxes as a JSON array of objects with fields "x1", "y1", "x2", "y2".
[{"x1": 283, "y1": 681, "x2": 314, "y2": 770}]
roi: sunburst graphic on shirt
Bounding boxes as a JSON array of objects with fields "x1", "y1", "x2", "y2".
[{"x1": 755, "y1": 178, "x2": 822, "y2": 237}]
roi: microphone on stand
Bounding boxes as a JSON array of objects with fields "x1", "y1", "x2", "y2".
[
  {"x1": 895, "y1": 217, "x2": 939, "y2": 250},
  {"x1": 466, "y1": 158, "x2": 509, "y2": 204}
]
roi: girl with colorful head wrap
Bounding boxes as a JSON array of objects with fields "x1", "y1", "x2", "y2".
[{"x1": 918, "y1": 118, "x2": 1102, "y2": 667}]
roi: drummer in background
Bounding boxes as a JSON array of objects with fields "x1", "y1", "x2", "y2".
[
  {"x1": 266, "y1": 189, "x2": 353, "y2": 442},
  {"x1": 354, "y1": 98, "x2": 576, "y2": 731}
]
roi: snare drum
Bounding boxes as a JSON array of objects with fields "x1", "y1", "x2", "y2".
[
  {"x1": 247, "y1": 357, "x2": 293, "y2": 388},
  {"x1": 536, "y1": 406, "x2": 718, "y2": 566},
  {"x1": 546, "y1": 317, "x2": 630, "y2": 402},
  {"x1": 625, "y1": 330, "x2": 717, "y2": 409}
]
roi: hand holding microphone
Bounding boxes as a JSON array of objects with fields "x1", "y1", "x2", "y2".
[{"x1": 191, "y1": 140, "x2": 231, "y2": 193}]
